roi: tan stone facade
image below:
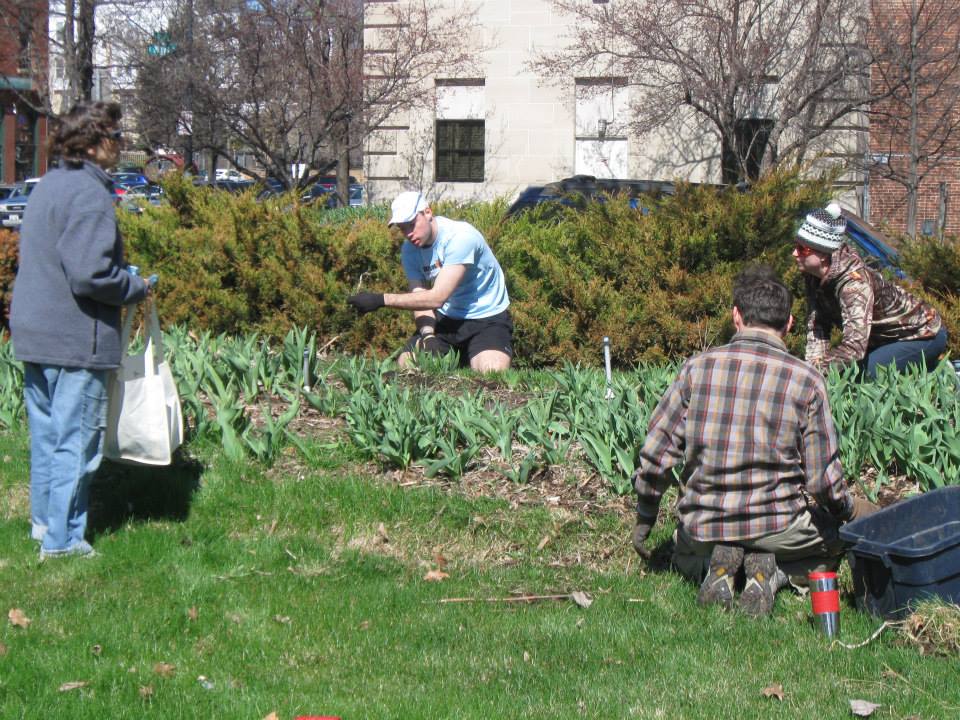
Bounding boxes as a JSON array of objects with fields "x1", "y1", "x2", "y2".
[{"x1": 363, "y1": 0, "x2": 867, "y2": 208}]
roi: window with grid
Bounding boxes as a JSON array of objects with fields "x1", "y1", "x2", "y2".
[{"x1": 435, "y1": 120, "x2": 484, "y2": 182}]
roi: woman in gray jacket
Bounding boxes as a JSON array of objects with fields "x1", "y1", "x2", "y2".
[{"x1": 9, "y1": 101, "x2": 150, "y2": 559}]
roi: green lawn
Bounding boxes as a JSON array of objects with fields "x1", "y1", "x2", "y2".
[{"x1": 0, "y1": 428, "x2": 957, "y2": 720}]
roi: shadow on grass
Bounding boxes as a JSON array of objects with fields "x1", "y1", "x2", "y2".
[
  {"x1": 88, "y1": 450, "x2": 204, "y2": 535},
  {"x1": 645, "y1": 537, "x2": 677, "y2": 573}
]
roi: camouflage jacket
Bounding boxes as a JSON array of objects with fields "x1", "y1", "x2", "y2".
[{"x1": 804, "y1": 244, "x2": 942, "y2": 371}]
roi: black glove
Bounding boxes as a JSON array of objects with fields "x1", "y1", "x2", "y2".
[
  {"x1": 415, "y1": 334, "x2": 444, "y2": 354},
  {"x1": 347, "y1": 292, "x2": 385, "y2": 314}
]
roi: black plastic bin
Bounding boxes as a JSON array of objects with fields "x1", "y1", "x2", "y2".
[{"x1": 839, "y1": 486, "x2": 960, "y2": 619}]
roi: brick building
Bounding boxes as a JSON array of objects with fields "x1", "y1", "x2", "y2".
[
  {"x1": 867, "y1": 0, "x2": 960, "y2": 236},
  {"x1": 0, "y1": 0, "x2": 49, "y2": 183}
]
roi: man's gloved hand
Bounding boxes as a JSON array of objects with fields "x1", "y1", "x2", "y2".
[
  {"x1": 347, "y1": 292, "x2": 385, "y2": 314},
  {"x1": 632, "y1": 518, "x2": 652, "y2": 560},
  {"x1": 848, "y1": 496, "x2": 880, "y2": 521},
  {"x1": 416, "y1": 334, "x2": 444, "y2": 354}
]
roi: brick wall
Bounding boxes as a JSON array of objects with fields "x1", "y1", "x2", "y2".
[
  {"x1": 0, "y1": 0, "x2": 48, "y2": 77},
  {"x1": 868, "y1": 0, "x2": 960, "y2": 236},
  {"x1": 0, "y1": 0, "x2": 49, "y2": 182}
]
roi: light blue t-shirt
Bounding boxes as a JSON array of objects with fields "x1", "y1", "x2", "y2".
[{"x1": 400, "y1": 216, "x2": 509, "y2": 319}]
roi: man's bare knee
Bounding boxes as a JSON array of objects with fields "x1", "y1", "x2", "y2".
[{"x1": 470, "y1": 350, "x2": 511, "y2": 373}]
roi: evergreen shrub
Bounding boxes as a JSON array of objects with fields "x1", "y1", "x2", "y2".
[
  {"x1": 17, "y1": 169, "x2": 957, "y2": 366},
  {"x1": 0, "y1": 229, "x2": 16, "y2": 325}
]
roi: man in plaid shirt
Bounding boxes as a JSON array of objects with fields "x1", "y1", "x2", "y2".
[{"x1": 632, "y1": 266, "x2": 875, "y2": 616}]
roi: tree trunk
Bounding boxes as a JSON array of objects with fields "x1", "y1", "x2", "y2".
[
  {"x1": 906, "y1": 0, "x2": 920, "y2": 238},
  {"x1": 76, "y1": 0, "x2": 96, "y2": 101},
  {"x1": 336, "y1": 119, "x2": 350, "y2": 207},
  {"x1": 62, "y1": 0, "x2": 78, "y2": 108}
]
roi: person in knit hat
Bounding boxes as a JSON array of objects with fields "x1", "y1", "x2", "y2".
[{"x1": 794, "y1": 203, "x2": 946, "y2": 378}]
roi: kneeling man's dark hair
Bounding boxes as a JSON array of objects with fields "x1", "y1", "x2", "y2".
[{"x1": 733, "y1": 264, "x2": 792, "y2": 331}]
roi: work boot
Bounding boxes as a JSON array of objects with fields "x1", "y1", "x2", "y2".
[
  {"x1": 697, "y1": 544, "x2": 744, "y2": 610},
  {"x1": 739, "y1": 552, "x2": 779, "y2": 617}
]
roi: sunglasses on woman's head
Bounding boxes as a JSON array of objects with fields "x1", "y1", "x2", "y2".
[{"x1": 795, "y1": 243, "x2": 816, "y2": 258}]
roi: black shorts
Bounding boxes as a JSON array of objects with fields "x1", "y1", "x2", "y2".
[{"x1": 402, "y1": 309, "x2": 513, "y2": 364}]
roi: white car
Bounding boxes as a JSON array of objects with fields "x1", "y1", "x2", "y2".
[
  {"x1": 0, "y1": 178, "x2": 40, "y2": 228},
  {"x1": 215, "y1": 168, "x2": 244, "y2": 182}
]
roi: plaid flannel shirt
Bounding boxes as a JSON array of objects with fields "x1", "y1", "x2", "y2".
[{"x1": 633, "y1": 328, "x2": 852, "y2": 542}]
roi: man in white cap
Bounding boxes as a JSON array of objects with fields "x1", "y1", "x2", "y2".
[
  {"x1": 793, "y1": 202, "x2": 946, "y2": 378},
  {"x1": 347, "y1": 191, "x2": 513, "y2": 372}
]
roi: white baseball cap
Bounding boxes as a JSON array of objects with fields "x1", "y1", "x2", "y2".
[{"x1": 389, "y1": 191, "x2": 428, "y2": 225}]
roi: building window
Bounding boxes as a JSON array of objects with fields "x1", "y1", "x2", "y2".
[
  {"x1": 435, "y1": 120, "x2": 484, "y2": 182},
  {"x1": 574, "y1": 77, "x2": 628, "y2": 178}
]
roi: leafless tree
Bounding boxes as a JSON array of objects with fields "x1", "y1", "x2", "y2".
[
  {"x1": 532, "y1": 0, "x2": 880, "y2": 184},
  {"x1": 133, "y1": 0, "x2": 483, "y2": 203},
  {"x1": 867, "y1": 0, "x2": 960, "y2": 237}
]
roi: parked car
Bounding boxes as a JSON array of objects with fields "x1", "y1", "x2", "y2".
[
  {"x1": 119, "y1": 184, "x2": 164, "y2": 214},
  {"x1": 301, "y1": 181, "x2": 365, "y2": 207},
  {"x1": 841, "y1": 210, "x2": 906, "y2": 279},
  {"x1": 506, "y1": 175, "x2": 681, "y2": 217},
  {"x1": 254, "y1": 177, "x2": 286, "y2": 200},
  {"x1": 0, "y1": 178, "x2": 40, "y2": 228},
  {"x1": 0, "y1": 184, "x2": 16, "y2": 201},
  {"x1": 215, "y1": 168, "x2": 245, "y2": 182},
  {"x1": 110, "y1": 171, "x2": 149, "y2": 187}
]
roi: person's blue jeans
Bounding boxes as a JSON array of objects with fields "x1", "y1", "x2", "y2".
[
  {"x1": 865, "y1": 327, "x2": 948, "y2": 378},
  {"x1": 24, "y1": 363, "x2": 108, "y2": 553}
]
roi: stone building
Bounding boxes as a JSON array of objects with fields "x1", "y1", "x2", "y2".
[{"x1": 362, "y1": 0, "x2": 868, "y2": 209}]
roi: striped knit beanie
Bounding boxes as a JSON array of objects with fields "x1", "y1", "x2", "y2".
[{"x1": 796, "y1": 203, "x2": 846, "y2": 253}]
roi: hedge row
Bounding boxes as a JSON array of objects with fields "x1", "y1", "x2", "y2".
[{"x1": 2, "y1": 169, "x2": 958, "y2": 367}]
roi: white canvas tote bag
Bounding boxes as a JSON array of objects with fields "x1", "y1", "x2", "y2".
[{"x1": 103, "y1": 297, "x2": 184, "y2": 465}]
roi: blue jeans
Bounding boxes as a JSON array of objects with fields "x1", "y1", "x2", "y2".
[
  {"x1": 865, "y1": 327, "x2": 948, "y2": 378},
  {"x1": 24, "y1": 363, "x2": 108, "y2": 553}
]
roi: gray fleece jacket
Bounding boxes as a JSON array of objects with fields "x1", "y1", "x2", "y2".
[{"x1": 9, "y1": 160, "x2": 148, "y2": 370}]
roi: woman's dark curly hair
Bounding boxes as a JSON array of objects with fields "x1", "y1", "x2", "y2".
[{"x1": 48, "y1": 101, "x2": 122, "y2": 161}]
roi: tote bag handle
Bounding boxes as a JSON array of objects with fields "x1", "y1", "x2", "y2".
[{"x1": 118, "y1": 296, "x2": 165, "y2": 373}]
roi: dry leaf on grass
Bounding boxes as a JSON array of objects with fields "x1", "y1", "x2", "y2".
[
  {"x1": 263, "y1": 713, "x2": 280, "y2": 720},
  {"x1": 570, "y1": 591, "x2": 593, "y2": 609},
  {"x1": 58, "y1": 681, "x2": 88, "y2": 692},
  {"x1": 139, "y1": 685, "x2": 154, "y2": 698},
  {"x1": 274, "y1": 615, "x2": 291, "y2": 624},
  {"x1": 761, "y1": 683, "x2": 784, "y2": 700},
  {"x1": 523, "y1": 651, "x2": 531, "y2": 663},
  {"x1": 8, "y1": 608, "x2": 30, "y2": 628},
  {"x1": 424, "y1": 569, "x2": 449, "y2": 582},
  {"x1": 187, "y1": 607, "x2": 199, "y2": 621},
  {"x1": 536, "y1": 535, "x2": 551, "y2": 551},
  {"x1": 0, "y1": 642, "x2": 7, "y2": 656},
  {"x1": 91, "y1": 644, "x2": 102, "y2": 656},
  {"x1": 850, "y1": 699, "x2": 881, "y2": 716},
  {"x1": 376, "y1": 523, "x2": 390, "y2": 543},
  {"x1": 153, "y1": 662, "x2": 176, "y2": 677},
  {"x1": 433, "y1": 552, "x2": 448, "y2": 568}
]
